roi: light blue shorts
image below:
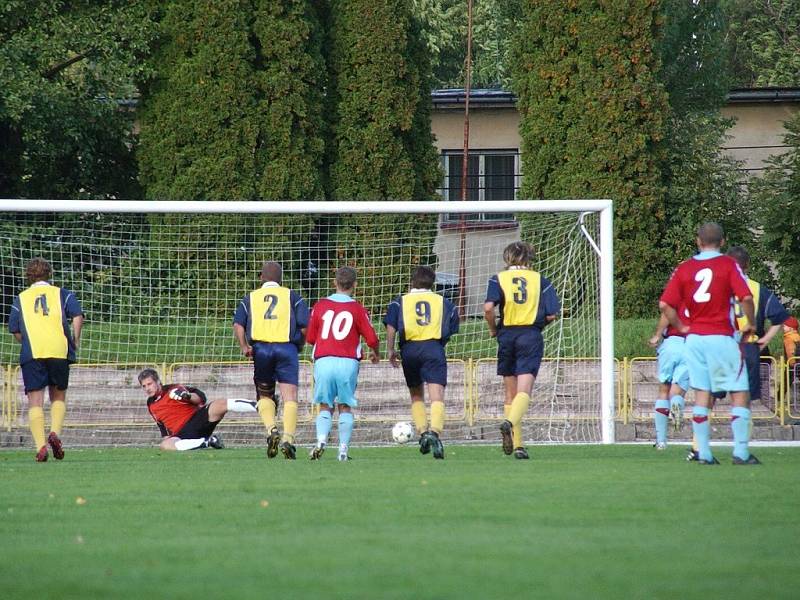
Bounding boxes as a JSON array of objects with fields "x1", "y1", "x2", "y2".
[
  {"x1": 684, "y1": 334, "x2": 748, "y2": 393},
  {"x1": 313, "y1": 356, "x2": 360, "y2": 407},
  {"x1": 656, "y1": 336, "x2": 689, "y2": 390}
]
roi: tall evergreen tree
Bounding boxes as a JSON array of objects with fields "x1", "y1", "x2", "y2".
[
  {"x1": 510, "y1": 0, "x2": 669, "y2": 317},
  {"x1": 327, "y1": 0, "x2": 441, "y2": 313},
  {"x1": 136, "y1": 0, "x2": 327, "y2": 317}
]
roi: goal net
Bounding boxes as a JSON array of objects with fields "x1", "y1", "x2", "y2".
[{"x1": 0, "y1": 200, "x2": 614, "y2": 448}]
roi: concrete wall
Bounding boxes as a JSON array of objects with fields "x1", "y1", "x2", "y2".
[{"x1": 431, "y1": 107, "x2": 521, "y2": 152}]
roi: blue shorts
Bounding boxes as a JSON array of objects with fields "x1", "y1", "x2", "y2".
[
  {"x1": 496, "y1": 327, "x2": 544, "y2": 377},
  {"x1": 400, "y1": 341, "x2": 447, "y2": 387},
  {"x1": 21, "y1": 359, "x2": 71, "y2": 393},
  {"x1": 656, "y1": 336, "x2": 689, "y2": 390},
  {"x1": 313, "y1": 357, "x2": 360, "y2": 407},
  {"x1": 684, "y1": 334, "x2": 748, "y2": 393},
  {"x1": 252, "y1": 342, "x2": 299, "y2": 387}
]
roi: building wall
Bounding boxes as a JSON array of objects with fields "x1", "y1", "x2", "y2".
[
  {"x1": 721, "y1": 103, "x2": 799, "y2": 174},
  {"x1": 432, "y1": 108, "x2": 521, "y2": 152}
]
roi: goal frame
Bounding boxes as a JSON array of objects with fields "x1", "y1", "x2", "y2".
[{"x1": 0, "y1": 198, "x2": 615, "y2": 443}]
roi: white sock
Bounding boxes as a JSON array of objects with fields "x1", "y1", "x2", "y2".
[
  {"x1": 174, "y1": 438, "x2": 207, "y2": 451},
  {"x1": 226, "y1": 398, "x2": 257, "y2": 413}
]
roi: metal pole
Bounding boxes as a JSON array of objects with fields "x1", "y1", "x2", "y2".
[{"x1": 458, "y1": 0, "x2": 474, "y2": 321}]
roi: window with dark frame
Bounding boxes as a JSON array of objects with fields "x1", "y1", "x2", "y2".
[{"x1": 440, "y1": 151, "x2": 519, "y2": 224}]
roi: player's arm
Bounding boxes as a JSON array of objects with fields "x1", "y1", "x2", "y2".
[
  {"x1": 9, "y1": 302, "x2": 21, "y2": 343},
  {"x1": 385, "y1": 324, "x2": 400, "y2": 367},
  {"x1": 72, "y1": 314, "x2": 84, "y2": 349},
  {"x1": 659, "y1": 301, "x2": 687, "y2": 334},
  {"x1": 483, "y1": 302, "x2": 497, "y2": 338},
  {"x1": 357, "y1": 310, "x2": 381, "y2": 363},
  {"x1": 233, "y1": 323, "x2": 252, "y2": 357},
  {"x1": 649, "y1": 313, "x2": 669, "y2": 348},
  {"x1": 542, "y1": 279, "x2": 560, "y2": 325}
]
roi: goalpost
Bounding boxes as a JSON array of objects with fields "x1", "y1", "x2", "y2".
[{"x1": 0, "y1": 199, "x2": 614, "y2": 447}]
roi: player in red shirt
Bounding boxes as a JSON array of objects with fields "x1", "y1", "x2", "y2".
[
  {"x1": 305, "y1": 267, "x2": 380, "y2": 461},
  {"x1": 659, "y1": 222, "x2": 758, "y2": 465},
  {"x1": 139, "y1": 368, "x2": 257, "y2": 451}
]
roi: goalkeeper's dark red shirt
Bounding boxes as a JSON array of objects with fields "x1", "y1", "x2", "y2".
[{"x1": 146, "y1": 384, "x2": 206, "y2": 437}]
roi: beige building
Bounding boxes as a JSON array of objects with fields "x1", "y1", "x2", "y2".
[{"x1": 429, "y1": 87, "x2": 800, "y2": 313}]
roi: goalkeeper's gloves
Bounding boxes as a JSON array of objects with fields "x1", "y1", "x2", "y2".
[{"x1": 169, "y1": 386, "x2": 192, "y2": 402}]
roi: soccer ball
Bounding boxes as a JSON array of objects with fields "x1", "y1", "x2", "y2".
[{"x1": 392, "y1": 421, "x2": 415, "y2": 444}]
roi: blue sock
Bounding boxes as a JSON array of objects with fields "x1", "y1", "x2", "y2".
[
  {"x1": 315, "y1": 410, "x2": 332, "y2": 445},
  {"x1": 731, "y1": 406, "x2": 751, "y2": 461},
  {"x1": 692, "y1": 406, "x2": 712, "y2": 462},
  {"x1": 670, "y1": 394, "x2": 685, "y2": 412},
  {"x1": 338, "y1": 412, "x2": 354, "y2": 448},
  {"x1": 654, "y1": 399, "x2": 670, "y2": 445}
]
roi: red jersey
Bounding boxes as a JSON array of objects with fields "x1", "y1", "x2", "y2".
[
  {"x1": 306, "y1": 296, "x2": 379, "y2": 360},
  {"x1": 660, "y1": 253, "x2": 752, "y2": 336},
  {"x1": 147, "y1": 384, "x2": 206, "y2": 436}
]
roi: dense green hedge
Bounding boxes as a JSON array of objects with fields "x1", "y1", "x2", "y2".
[{"x1": 510, "y1": 0, "x2": 669, "y2": 318}]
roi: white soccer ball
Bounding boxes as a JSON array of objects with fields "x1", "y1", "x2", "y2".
[{"x1": 392, "y1": 421, "x2": 415, "y2": 444}]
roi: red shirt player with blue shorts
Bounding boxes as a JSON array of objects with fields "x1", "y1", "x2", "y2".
[
  {"x1": 659, "y1": 222, "x2": 758, "y2": 465},
  {"x1": 305, "y1": 267, "x2": 380, "y2": 461}
]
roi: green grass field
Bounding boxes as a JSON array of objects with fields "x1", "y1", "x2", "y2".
[{"x1": 2, "y1": 445, "x2": 798, "y2": 599}]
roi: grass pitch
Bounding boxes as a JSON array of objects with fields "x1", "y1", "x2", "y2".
[{"x1": 1, "y1": 444, "x2": 798, "y2": 600}]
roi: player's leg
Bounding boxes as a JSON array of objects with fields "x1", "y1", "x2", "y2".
[
  {"x1": 207, "y1": 397, "x2": 257, "y2": 422},
  {"x1": 44, "y1": 359, "x2": 71, "y2": 460},
  {"x1": 401, "y1": 346, "x2": 430, "y2": 453},
  {"x1": 418, "y1": 345, "x2": 447, "y2": 459},
  {"x1": 253, "y1": 344, "x2": 281, "y2": 457},
  {"x1": 501, "y1": 376, "x2": 522, "y2": 453},
  {"x1": 160, "y1": 436, "x2": 207, "y2": 451},
  {"x1": 426, "y1": 383, "x2": 446, "y2": 460},
  {"x1": 332, "y1": 358, "x2": 359, "y2": 461},
  {"x1": 653, "y1": 382, "x2": 671, "y2": 449},
  {"x1": 684, "y1": 335, "x2": 716, "y2": 464},
  {"x1": 504, "y1": 329, "x2": 541, "y2": 459},
  {"x1": 713, "y1": 339, "x2": 758, "y2": 464},
  {"x1": 274, "y1": 343, "x2": 300, "y2": 459},
  {"x1": 311, "y1": 357, "x2": 336, "y2": 458},
  {"x1": 22, "y1": 361, "x2": 48, "y2": 460},
  {"x1": 496, "y1": 331, "x2": 517, "y2": 455}
]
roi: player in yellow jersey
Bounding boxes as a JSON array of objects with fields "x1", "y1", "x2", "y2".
[
  {"x1": 484, "y1": 242, "x2": 561, "y2": 459},
  {"x1": 8, "y1": 258, "x2": 84, "y2": 462},
  {"x1": 233, "y1": 261, "x2": 309, "y2": 459},
  {"x1": 384, "y1": 266, "x2": 459, "y2": 459}
]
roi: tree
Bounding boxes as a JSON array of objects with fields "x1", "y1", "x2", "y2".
[
  {"x1": 0, "y1": 0, "x2": 156, "y2": 199},
  {"x1": 656, "y1": 0, "x2": 759, "y2": 279},
  {"x1": 724, "y1": 0, "x2": 800, "y2": 87},
  {"x1": 327, "y1": 0, "x2": 441, "y2": 313},
  {"x1": 753, "y1": 112, "x2": 800, "y2": 308},
  {"x1": 510, "y1": 0, "x2": 669, "y2": 317}
]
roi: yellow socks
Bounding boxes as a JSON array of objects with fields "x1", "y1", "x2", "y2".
[
  {"x1": 503, "y1": 403, "x2": 523, "y2": 447},
  {"x1": 50, "y1": 400, "x2": 66, "y2": 436},
  {"x1": 411, "y1": 400, "x2": 427, "y2": 433},
  {"x1": 257, "y1": 396, "x2": 276, "y2": 431},
  {"x1": 430, "y1": 401, "x2": 445, "y2": 434},
  {"x1": 282, "y1": 400, "x2": 298, "y2": 444},
  {"x1": 508, "y1": 392, "x2": 530, "y2": 425},
  {"x1": 29, "y1": 406, "x2": 46, "y2": 450}
]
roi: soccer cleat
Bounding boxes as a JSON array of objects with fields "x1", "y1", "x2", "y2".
[
  {"x1": 35, "y1": 446, "x2": 48, "y2": 462},
  {"x1": 698, "y1": 457, "x2": 720, "y2": 465},
  {"x1": 309, "y1": 442, "x2": 326, "y2": 461},
  {"x1": 47, "y1": 432, "x2": 64, "y2": 460},
  {"x1": 732, "y1": 454, "x2": 761, "y2": 466},
  {"x1": 337, "y1": 452, "x2": 351, "y2": 462},
  {"x1": 430, "y1": 431, "x2": 444, "y2": 460},
  {"x1": 653, "y1": 442, "x2": 667, "y2": 450},
  {"x1": 280, "y1": 441, "x2": 296, "y2": 460},
  {"x1": 207, "y1": 434, "x2": 224, "y2": 449},
  {"x1": 670, "y1": 404, "x2": 684, "y2": 432},
  {"x1": 499, "y1": 420, "x2": 514, "y2": 455},
  {"x1": 513, "y1": 447, "x2": 530, "y2": 460},
  {"x1": 686, "y1": 448, "x2": 699, "y2": 462},
  {"x1": 418, "y1": 431, "x2": 432, "y2": 455},
  {"x1": 266, "y1": 427, "x2": 280, "y2": 459}
]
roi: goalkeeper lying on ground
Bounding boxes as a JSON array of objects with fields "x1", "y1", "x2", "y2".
[{"x1": 138, "y1": 368, "x2": 257, "y2": 451}]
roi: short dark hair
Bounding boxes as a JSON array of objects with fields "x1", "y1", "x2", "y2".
[
  {"x1": 138, "y1": 368, "x2": 160, "y2": 384},
  {"x1": 727, "y1": 246, "x2": 750, "y2": 271},
  {"x1": 261, "y1": 261, "x2": 282, "y2": 284},
  {"x1": 25, "y1": 257, "x2": 52, "y2": 285},
  {"x1": 410, "y1": 265, "x2": 435, "y2": 290},
  {"x1": 697, "y1": 222, "x2": 724, "y2": 247},
  {"x1": 335, "y1": 266, "x2": 357, "y2": 291},
  {"x1": 503, "y1": 241, "x2": 533, "y2": 267}
]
